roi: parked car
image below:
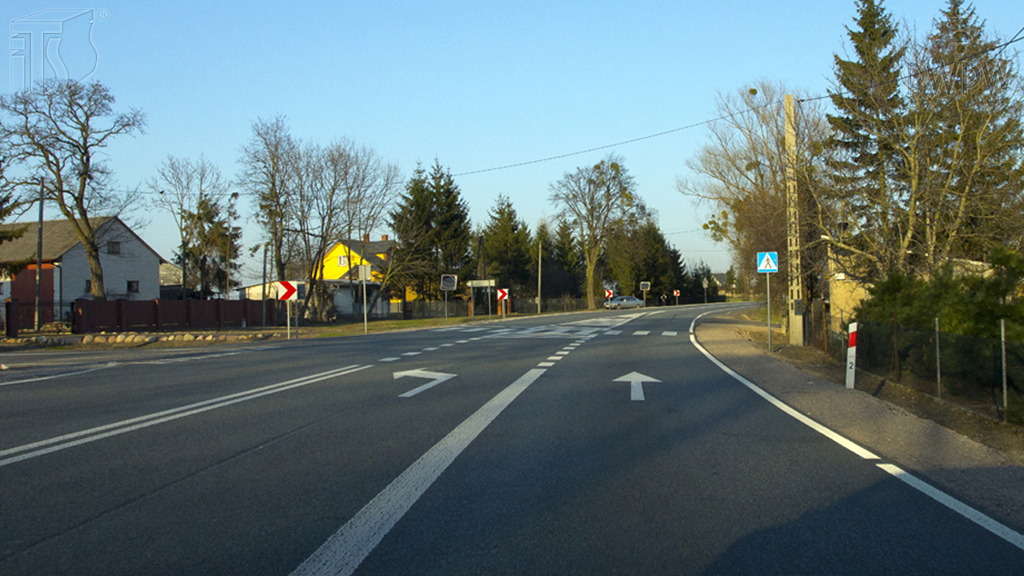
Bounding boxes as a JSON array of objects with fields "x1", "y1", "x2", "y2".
[{"x1": 603, "y1": 296, "x2": 644, "y2": 309}]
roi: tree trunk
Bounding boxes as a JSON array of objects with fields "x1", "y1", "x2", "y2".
[
  {"x1": 584, "y1": 249, "x2": 598, "y2": 310},
  {"x1": 85, "y1": 242, "x2": 106, "y2": 300}
]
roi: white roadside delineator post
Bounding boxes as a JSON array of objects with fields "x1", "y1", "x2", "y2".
[{"x1": 846, "y1": 322, "x2": 858, "y2": 389}]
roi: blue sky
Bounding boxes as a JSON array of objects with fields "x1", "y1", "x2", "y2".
[{"x1": 4, "y1": 1, "x2": 1022, "y2": 285}]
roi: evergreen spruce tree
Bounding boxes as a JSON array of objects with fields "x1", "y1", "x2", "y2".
[
  {"x1": 551, "y1": 219, "x2": 583, "y2": 297},
  {"x1": 923, "y1": 0, "x2": 1024, "y2": 261},
  {"x1": 827, "y1": 0, "x2": 907, "y2": 274},
  {"x1": 531, "y1": 219, "x2": 554, "y2": 300},
  {"x1": 482, "y1": 195, "x2": 532, "y2": 295},
  {"x1": 389, "y1": 160, "x2": 473, "y2": 299},
  {"x1": 428, "y1": 162, "x2": 472, "y2": 279}
]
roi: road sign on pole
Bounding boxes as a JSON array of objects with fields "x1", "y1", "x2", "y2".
[
  {"x1": 278, "y1": 281, "x2": 298, "y2": 301},
  {"x1": 673, "y1": 289, "x2": 679, "y2": 305},
  {"x1": 605, "y1": 289, "x2": 613, "y2": 299},
  {"x1": 440, "y1": 275, "x2": 457, "y2": 324},
  {"x1": 756, "y1": 252, "x2": 779, "y2": 274},
  {"x1": 497, "y1": 288, "x2": 508, "y2": 318},
  {"x1": 756, "y1": 252, "x2": 778, "y2": 350}
]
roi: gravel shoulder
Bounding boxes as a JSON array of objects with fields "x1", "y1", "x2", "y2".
[{"x1": 694, "y1": 308, "x2": 1024, "y2": 535}]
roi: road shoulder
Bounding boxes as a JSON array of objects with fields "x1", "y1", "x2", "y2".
[{"x1": 694, "y1": 312, "x2": 1024, "y2": 534}]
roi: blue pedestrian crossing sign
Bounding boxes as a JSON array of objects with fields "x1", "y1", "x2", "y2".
[{"x1": 757, "y1": 252, "x2": 779, "y2": 273}]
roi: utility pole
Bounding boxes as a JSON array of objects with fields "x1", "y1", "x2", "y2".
[
  {"x1": 537, "y1": 241, "x2": 542, "y2": 315},
  {"x1": 35, "y1": 179, "x2": 44, "y2": 331},
  {"x1": 785, "y1": 94, "x2": 805, "y2": 346}
]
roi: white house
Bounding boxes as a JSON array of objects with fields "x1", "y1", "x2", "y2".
[{"x1": 0, "y1": 217, "x2": 164, "y2": 326}]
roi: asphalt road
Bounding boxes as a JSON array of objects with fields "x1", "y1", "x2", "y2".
[{"x1": 1, "y1": 303, "x2": 1022, "y2": 575}]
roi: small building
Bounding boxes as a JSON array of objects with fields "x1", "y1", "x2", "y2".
[
  {"x1": 235, "y1": 236, "x2": 398, "y2": 320},
  {"x1": 0, "y1": 217, "x2": 164, "y2": 327}
]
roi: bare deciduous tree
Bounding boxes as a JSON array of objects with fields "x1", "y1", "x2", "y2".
[
  {"x1": 290, "y1": 140, "x2": 402, "y2": 321},
  {"x1": 237, "y1": 115, "x2": 298, "y2": 282},
  {"x1": 677, "y1": 81, "x2": 829, "y2": 295},
  {"x1": 148, "y1": 154, "x2": 231, "y2": 296},
  {"x1": 0, "y1": 79, "x2": 146, "y2": 299},
  {"x1": 550, "y1": 153, "x2": 639, "y2": 310}
]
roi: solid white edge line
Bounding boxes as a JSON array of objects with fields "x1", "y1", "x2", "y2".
[
  {"x1": 0, "y1": 365, "x2": 371, "y2": 467},
  {"x1": 291, "y1": 368, "x2": 548, "y2": 576},
  {"x1": 877, "y1": 463, "x2": 1024, "y2": 551},
  {"x1": 688, "y1": 312, "x2": 878, "y2": 461},
  {"x1": 689, "y1": 310, "x2": 1024, "y2": 552}
]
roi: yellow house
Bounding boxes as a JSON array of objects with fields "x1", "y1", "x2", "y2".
[{"x1": 322, "y1": 237, "x2": 393, "y2": 283}]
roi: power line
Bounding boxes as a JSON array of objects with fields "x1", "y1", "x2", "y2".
[
  {"x1": 454, "y1": 21, "x2": 1024, "y2": 177},
  {"x1": 453, "y1": 103, "x2": 774, "y2": 177},
  {"x1": 797, "y1": 22, "x2": 1024, "y2": 106}
]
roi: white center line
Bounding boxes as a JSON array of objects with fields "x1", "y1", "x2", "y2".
[
  {"x1": 379, "y1": 357, "x2": 399, "y2": 362},
  {"x1": 291, "y1": 369, "x2": 547, "y2": 576},
  {"x1": 633, "y1": 331, "x2": 650, "y2": 336}
]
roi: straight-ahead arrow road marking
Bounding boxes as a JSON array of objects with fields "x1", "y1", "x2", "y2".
[
  {"x1": 395, "y1": 369, "x2": 457, "y2": 397},
  {"x1": 613, "y1": 371, "x2": 662, "y2": 401}
]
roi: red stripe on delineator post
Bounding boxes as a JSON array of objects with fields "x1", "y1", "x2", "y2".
[{"x1": 846, "y1": 322, "x2": 858, "y2": 389}]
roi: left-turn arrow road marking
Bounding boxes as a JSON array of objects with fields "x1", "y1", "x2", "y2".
[{"x1": 396, "y1": 369, "x2": 457, "y2": 397}]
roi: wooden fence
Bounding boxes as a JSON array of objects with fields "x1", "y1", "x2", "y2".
[{"x1": 72, "y1": 299, "x2": 283, "y2": 334}]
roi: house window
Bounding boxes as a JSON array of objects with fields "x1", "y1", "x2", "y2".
[
  {"x1": 107, "y1": 241, "x2": 121, "y2": 255},
  {"x1": 338, "y1": 255, "x2": 349, "y2": 267},
  {"x1": 127, "y1": 280, "x2": 140, "y2": 293}
]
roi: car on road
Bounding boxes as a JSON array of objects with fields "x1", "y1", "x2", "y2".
[{"x1": 603, "y1": 296, "x2": 644, "y2": 310}]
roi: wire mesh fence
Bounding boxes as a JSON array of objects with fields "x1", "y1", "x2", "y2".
[{"x1": 828, "y1": 319, "x2": 1023, "y2": 423}]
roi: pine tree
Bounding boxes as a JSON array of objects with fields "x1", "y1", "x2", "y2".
[
  {"x1": 428, "y1": 162, "x2": 473, "y2": 281},
  {"x1": 827, "y1": 0, "x2": 908, "y2": 274},
  {"x1": 921, "y1": 0, "x2": 1024, "y2": 262},
  {"x1": 389, "y1": 161, "x2": 473, "y2": 299},
  {"x1": 482, "y1": 195, "x2": 532, "y2": 294},
  {"x1": 550, "y1": 219, "x2": 583, "y2": 297}
]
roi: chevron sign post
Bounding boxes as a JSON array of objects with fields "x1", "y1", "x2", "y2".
[
  {"x1": 496, "y1": 289, "x2": 509, "y2": 318},
  {"x1": 756, "y1": 252, "x2": 779, "y2": 350}
]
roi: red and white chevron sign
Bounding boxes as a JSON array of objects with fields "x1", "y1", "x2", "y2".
[
  {"x1": 278, "y1": 281, "x2": 297, "y2": 301},
  {"x1": 497, "y1": 288, "x2": 508, "y2": 301}
]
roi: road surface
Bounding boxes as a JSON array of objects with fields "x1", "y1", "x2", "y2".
[{"x1": 1, "y1": 304, "x2": 1022, "y2": 574}]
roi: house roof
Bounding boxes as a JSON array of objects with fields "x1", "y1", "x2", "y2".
[
  {"x1": 336, "y1": 239, "x2": 394, "y2": 268},
  {"x1": 0, "y1": 217, "x2": 166, "y2": 264}
]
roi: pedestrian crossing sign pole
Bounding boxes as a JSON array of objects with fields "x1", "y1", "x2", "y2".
[{"x1": 757, "y1": 252, "x2": 779, "y2": 350}]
